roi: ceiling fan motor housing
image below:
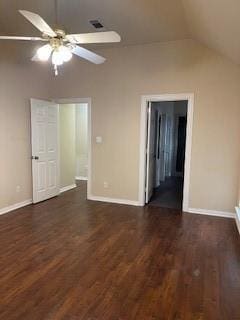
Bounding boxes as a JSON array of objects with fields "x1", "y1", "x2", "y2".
[
  {"x1": 50, "y1": 37, "x2": 63, "y2": 49},
  {"x1": 54, "y1": 29, "x2": 66, "y2": 39}
]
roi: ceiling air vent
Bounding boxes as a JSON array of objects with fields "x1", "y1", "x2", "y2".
[{"x1": 89, "y1": 20, "x2": 104, "y2": 29}]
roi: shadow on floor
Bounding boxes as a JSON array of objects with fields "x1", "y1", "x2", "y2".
[{"x1": 149, "y1": 177, "x2": 183, "y2": 210}]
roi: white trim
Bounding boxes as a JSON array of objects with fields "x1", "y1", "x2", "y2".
[
  {"x1": 54, "y1": 98, "x2": 90, "y2": 104},
  {"x1": 60, "y1": 184, "x2": 77, "y2": 193},
  {"x1": 75, "y1": 176, "x2": 88, "y2": 181},
  {"x1": 235, "y1": 207, "x2": 240, "y2": 234},
  {"x1": 87, "y1": 100, "x2": 92, "y2": 201},
  {"x1": 0, "y1": 199, "x2": 32, "y2": 216},
  {"x1": 188, "y1": 208, "x2": 235, "y2": 219},
  {"x1": 54, "y1": 98, "x2": 92, "y2": 201},
  {"x1": 145, "y1": 102, "x2": 152, "y2": 203},
  {"x1": 139, "y1": 93, "x2": 194, "y2": 210},
  {"x1": 88, "y1": 195, "x2": 141, "y2": 206}
]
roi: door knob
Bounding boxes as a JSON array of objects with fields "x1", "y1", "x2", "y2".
[{"x1": 31, "y1": 156, "x2": 39, "y2": 160}]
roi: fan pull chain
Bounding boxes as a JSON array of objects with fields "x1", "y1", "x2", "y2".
[{"x1": 54, "y1": 64, "x2": 58, "y2": 76}]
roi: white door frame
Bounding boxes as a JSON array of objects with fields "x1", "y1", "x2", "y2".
[
  {"x1": 138, "y1": 94, "x2": 194, "y2": 211},
  {"x1": 53, "y1": 98, "x2": 92, "y2": 200},
  {"x1": 145, "y1": 102, "x2": 155, "y2": 203}
]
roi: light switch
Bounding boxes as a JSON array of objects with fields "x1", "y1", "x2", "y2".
[{"x1": 96, "y1": 136, "x2": 103, "y2": 144}]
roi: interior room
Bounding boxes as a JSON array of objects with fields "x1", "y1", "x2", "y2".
[{"x1": 0, "y1": 1, "x2": 240, "y2": 319}]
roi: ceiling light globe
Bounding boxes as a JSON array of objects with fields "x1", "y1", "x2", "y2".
[
  {"x1": 37, "y1": 44, "x2": 52, "y2": 61},
  {"x1": 59, "y1": 45, "x2": 73, "y2": 62},
  {"x1": 52, "y1": 50, "x2": 63, "y2": 66}
]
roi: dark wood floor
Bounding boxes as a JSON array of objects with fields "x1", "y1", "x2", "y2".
[{"x1": 0, "y1": 182, "x2": 240, "y2": 320}]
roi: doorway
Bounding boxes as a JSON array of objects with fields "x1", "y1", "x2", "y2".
[
  {"x1": 30, "y1": 98, "x2": 91, "y2": 204},
  {"x1": 139, "y1": 94, "x2": 194, "y2": 211},
  {"x1": 149, "y1": 101, "x2": 187, "y2": 209},
  {"x1": 58, "y1": 99, "x2": 90, "y2": 199}
]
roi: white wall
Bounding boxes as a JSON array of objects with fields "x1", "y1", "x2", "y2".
[
  {"x1": 75, "y1": 103, "x2": 88, "y2": 179},
  {"x1": 59, "y1": 104, "x2": 76, "y2": 188}
]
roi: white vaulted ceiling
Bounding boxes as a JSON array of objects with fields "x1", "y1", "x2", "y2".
[
  {"x1": 182, "y1": 0, "x2": 240, "y2": 64},
  {"x1": 0, "y1": 0, "x2": 239, "y2": 64},
  {"x1": 0, "y1": 0, "x2": 189, "y2": 45}
]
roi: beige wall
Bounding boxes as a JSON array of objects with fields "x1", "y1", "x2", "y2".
[
  {"x1": 1, "y1": 39, "x2": 240, "y2": 213},
  {"x1": 0, "y1": 45, "x2": 52, "y2": 209},
  {"x1": 59, "y1": 104, "x2": 76, "y2": 188},
  {"x1": 52, "y1": 39, "x2": 240, "y2": 212},
  {"x1": 76, "y1": 103, "x2": 88, "y2": 178},
  {"x1": 238, "y1": 178, "x2": 240, "y2": 207}
]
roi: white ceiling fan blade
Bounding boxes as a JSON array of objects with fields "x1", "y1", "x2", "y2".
[
  {"x1": 0, "y1": 36, "x2": 47, "y2": 41},
  {"x1": 72, "y1": 46, "x2": 106, "y2": 64},
  {"x1": 66, "y1": 31, "x2": 121, "y2": 44},
  {"x1": 19, "y1": 10, "x2": 56, "y2": 37}
]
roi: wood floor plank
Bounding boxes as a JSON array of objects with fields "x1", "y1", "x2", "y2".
[{"x1": 0, "y1": 182, "x2": 239, "y2": 320}]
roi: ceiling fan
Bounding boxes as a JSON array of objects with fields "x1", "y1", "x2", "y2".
[{"x1": 0, "y1": 6, "x2": 121, "y2": 75}]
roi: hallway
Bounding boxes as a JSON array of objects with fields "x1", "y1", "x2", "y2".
[{"x1": 149, "y1": 177, "x2": 183, "y2": 210}]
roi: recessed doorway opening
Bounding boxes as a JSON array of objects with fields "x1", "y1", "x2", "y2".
[
  {"x1": 57, "y1": 98, "x2": 91, "y2": 200},
  {"x1": 148, "y1": 101, "x2": 187, "y2": 209},
  {"x1": 139, "y1": 94, "x2": 194, "y2": 211},
  {"x1": 59, "y1": 102, "x2": 89, "y2": 197}
]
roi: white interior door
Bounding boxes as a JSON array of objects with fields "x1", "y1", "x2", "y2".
[
  {"x1": 31, "y1": 99, "x2": 60, "y2": 203},
  {"x1": 145, "y1": 102, "x2": 156, "y2": 203}
]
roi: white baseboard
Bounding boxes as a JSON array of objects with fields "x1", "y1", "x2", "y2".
[
  {"x1": 235, "y1": 207, "x2": 240, "y2": 234},
  {"x1": 60, "y1": 184, "x2": 77, "y2": 193},
  {"x1": 88, "y1": 195, "x2": 141, "y2": 206},
  {"x1": 75, "y1": 176, "x2": 88, "y2": 181},
  {"x1": 0, "y1": 199, "x2": 32, "y2": 216},
  {"x1": 188, "y1": 208, "x2": 235, "y2": 219}
]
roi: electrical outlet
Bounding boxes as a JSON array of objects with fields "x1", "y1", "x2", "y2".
[
  {"x1": 16, "y1": 185, "x2": 21, "y2": 193},
  {"x1": 96, "y1": 136, "x2": 103, "y2": 144},
  {"x1": 103, "y1": 182, "x2": 109, "y2": 189}
]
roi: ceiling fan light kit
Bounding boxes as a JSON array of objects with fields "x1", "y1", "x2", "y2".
[
  {"x1": 37, "y1": 44, "x2": 52, "y2": 61},
  {"x1": 36, "y1": 33, "x2": 74, "y2": 75},
  {"x1": 0, "y1": 6, "x2": 121, "y2": 76}
]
